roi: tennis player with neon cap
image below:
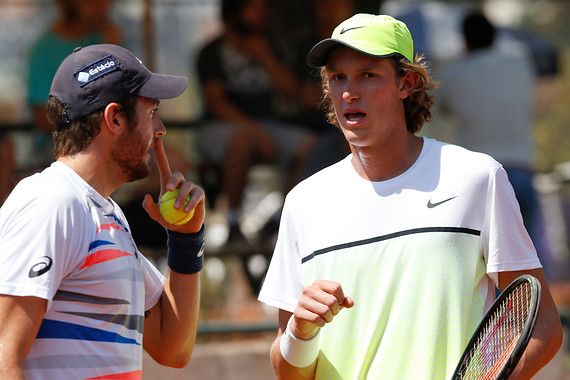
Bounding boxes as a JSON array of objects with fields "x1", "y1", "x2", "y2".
[
  {"x1": 0, "y1": 44, "x2": 205, "y2": 379},
  {"x1": 258, "y1": 14, "x2": 562, "y2": 379}
]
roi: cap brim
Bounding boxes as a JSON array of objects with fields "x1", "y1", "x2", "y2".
[
  {"x1": 307, "y1": 38, "x2": 405, "y2": 68},
  {"x1": 137, "y1": 73, "x2": 188, "y2": 99},
  {"x1": 307, "y1": 39, "x2": 346, "y2": 67}
]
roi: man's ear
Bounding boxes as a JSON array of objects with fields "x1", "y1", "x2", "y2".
[
  {"x1": 399, "y1": 72, "x2": 420, "y2": 99},
  {"x1": 102, "y1": 102, "x2": 125, "y2": 135}
]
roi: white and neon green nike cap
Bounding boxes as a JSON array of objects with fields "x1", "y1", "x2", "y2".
[{"x1": 307, "y1": 13, "x2": 414, "y2": 67}]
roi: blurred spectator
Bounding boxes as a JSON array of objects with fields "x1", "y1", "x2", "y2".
[
  {"x1": 26, "y1": 0, "x2": 121, "y2": 169},
  {"x1": 293, "y1": 0, "x2": 355, "y2": 132},
  {"x1": 195, "y1": 0, "x2": 316, "y2": 250},
  {"x1": 292, "y1": 0, "x2": 355, "y2": 179},
  {"x1": 0, "y1": 136, "x2": 15, "y2": 206},
  {"x1": 436, "y1": 11, "x2": 540, "y2": 244},
  {"x1": 0, "y1": 0, "x2": 121, "y2": 206}
]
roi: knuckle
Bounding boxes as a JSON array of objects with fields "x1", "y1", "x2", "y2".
[
  {"x1": 301, "y1": 286, "x2": 314, "y2": 297},
  {"x1": 324, "y1": 296, "x2": 337, "y2": 309}
]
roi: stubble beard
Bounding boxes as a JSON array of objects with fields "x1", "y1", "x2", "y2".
[{"x1": 112, "y1": 124, "x2": 151, "y2": 183}]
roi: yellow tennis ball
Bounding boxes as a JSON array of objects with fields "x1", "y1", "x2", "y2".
[{"x1": 159, "y1": 189, "x2": 195, "y2": 225}]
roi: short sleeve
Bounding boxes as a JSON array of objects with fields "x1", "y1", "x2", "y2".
[
  {"x1": 258, "y1": 193, "x2": 305, "y2": 312},
  {"x1": 0, "y1": 182, "x2": 88, "y2": 310},
  {"x1": 140, "y1": 253, "x2": 166, "y2": 311},
  {"x1": 483, "y1": 163, "x2": 542, "y2": 274}
]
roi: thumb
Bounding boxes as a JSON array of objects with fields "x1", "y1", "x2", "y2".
[
  {"x1": 142, "y1": 193, "x2": 161, "y2": 221},
  {"x1": 341, "y1": 296, "x2": 355, "y2": 309}
]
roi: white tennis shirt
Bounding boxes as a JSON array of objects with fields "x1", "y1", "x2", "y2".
[
  {"x1": 0, "y1": 161, "x2": 165, "y2": 379},
  {"x1": 259, "y1": 137, "x2": 541, "y2": 379}
]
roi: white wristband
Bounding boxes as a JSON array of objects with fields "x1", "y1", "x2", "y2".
[{"x1": 279, "y1": 316, "x2": 321, "y2": 368}]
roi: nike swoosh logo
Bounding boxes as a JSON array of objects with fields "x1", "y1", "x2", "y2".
[
  {"x1": 340, "y1": 26, "x2": 366, "y2": 34},
  {"x1": 427, "y1": 196, "x2": 457, "y2": 209}
]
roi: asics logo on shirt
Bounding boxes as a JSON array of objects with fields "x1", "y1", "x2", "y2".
[
  {"x1": 29, "y1": 256, "x2": 53, "y2": 278},
  {"x1": 427, "y1": 196, "x2": 457, "y2": 209}
]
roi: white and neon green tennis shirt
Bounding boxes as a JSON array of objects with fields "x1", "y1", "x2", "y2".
[{"x1": 259, "y1": 137, "x2": 541, "y2": 379}]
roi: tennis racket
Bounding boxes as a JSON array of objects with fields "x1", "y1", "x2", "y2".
[{"x1": 451, "y1": 274, "x2": 541, "y2": 380}]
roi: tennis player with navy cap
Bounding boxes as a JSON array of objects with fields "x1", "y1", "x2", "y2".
[
  {"x1": 0, "y1": 44, "x2": 205, "y2": 379},
  {"x1": 258, "y1": 14, "x2": 562, "y2": 379}
]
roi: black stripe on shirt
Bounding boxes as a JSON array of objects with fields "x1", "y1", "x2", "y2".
[{"x1": 301, "y1": 227, "x2": 481, "y2": 264}]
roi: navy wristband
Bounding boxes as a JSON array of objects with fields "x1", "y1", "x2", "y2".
[{"x1": 166, "y1": 225, "x2": 205, "y2": 274}]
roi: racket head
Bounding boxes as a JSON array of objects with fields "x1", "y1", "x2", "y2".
[{"x1": 452, "y1": 274, "x2": 541, "y2": 380}]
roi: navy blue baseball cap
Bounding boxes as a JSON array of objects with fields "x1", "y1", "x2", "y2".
[{"x1": 49, "y1": 44, "x2": 188, "y2": 124}]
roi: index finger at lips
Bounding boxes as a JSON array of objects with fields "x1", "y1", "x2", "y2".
[{"x1": 153, "y1": 138, "x2": 173, "y2": 190}]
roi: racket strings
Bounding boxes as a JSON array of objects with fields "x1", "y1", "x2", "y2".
[{"x1": 459, "y1": 282, "x2": 532, "y2": 380}]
